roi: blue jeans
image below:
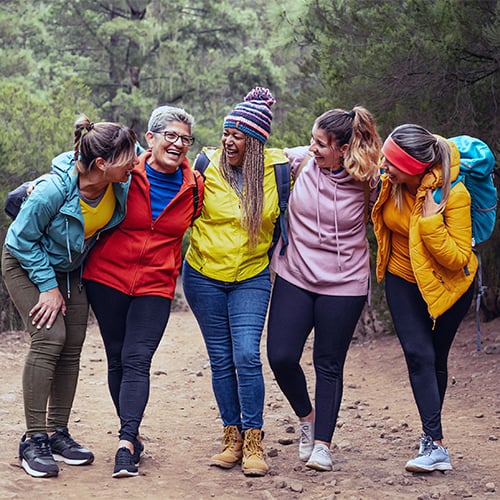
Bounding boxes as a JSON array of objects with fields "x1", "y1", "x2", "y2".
[
  {"x1": 85, "y1": 280, "x2": 171, "y2": 443},
  {"x1": 182, "y1": 261, "x2": 271, "y2": 431}
]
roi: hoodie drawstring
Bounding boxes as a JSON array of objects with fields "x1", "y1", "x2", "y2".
[{"x1": 316, "y1": 168, "x2": 343, "y2": 271}]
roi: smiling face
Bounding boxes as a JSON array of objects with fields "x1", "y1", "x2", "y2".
[
  {"x1": 145, "y1": 121, "x2": 191, "y2": 173},
  {"x1": 221, "y1": 127, "x2": 246, "y2": 167},
  {"x1": 96, "y1": 148, "x2": 139, "y2": 183},
  {"x1": 107, "y1": 152, "x2": 140, "y2": 182},
  {"x1": 382, "y1": 158, "x2": 421, "y2": 186},
  {"x1": 308, "y1": 124, "x2": 348, "y2": 171}
]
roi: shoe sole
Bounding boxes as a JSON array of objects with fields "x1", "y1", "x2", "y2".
[
  {"x1": 21, "y1": 459, "x2": 59, "y2": 478},
  {"x1": 210, "y1": 459, "x2": 241, "y2": 469},
  {"x1": 112, "y1": 469, "x2": 139, "y2": 478},
  {"x1": 242, "y1": 468, "x2": 268, "y2": 476},
  {"x1": 305, "y1": 461, "x2": 332, "y2": 472},
  {"x1": 135, "y1": 449, "x2": 145, "y2": 467},
  {"x1": 53, "y1": 453, "x2": 94, "y2": 466},
  {"x1": 405, "y1": 462, "x2": 453, "y2": 473}
]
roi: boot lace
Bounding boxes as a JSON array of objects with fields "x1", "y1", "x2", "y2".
[
  {"x1": 222, "y1": 425, "x2": 240, "y2": 451},
  {"x1": 244, "y1": 430, "x2": 263, "y2": 458}
]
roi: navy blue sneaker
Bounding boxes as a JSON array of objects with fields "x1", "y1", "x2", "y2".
[
  {"x1": 19, "y1": 433, "x2": 59, "y2": 478},
  {"x1": 49, "y1": 427, "x2": 94, "y2": 465},
  {"x1": 112, "y1": 447, "x2": 138, "y2": 478}
]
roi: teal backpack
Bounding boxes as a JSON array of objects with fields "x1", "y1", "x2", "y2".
[
  {"x1": 433, "y1": 135, "x2": 497, "y2": 350},
  {"x1": 433, "y1": 135, "x2": 497, "y2": 246}
]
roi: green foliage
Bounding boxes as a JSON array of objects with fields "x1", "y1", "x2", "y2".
[
  {"x1": 297, "y1": 0, "x2": 499, "y2": 144},
  {"x1": 1, "y1": 0, "x2": 499, "y2": 325},
  {"x1": 0, "y1": 77, "x2": 100, "y2": 234}
]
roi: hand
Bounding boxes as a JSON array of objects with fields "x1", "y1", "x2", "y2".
[
  {"x1": 29, "y1": 287, "x2": 66, "y2": 330},
  {"x1": 422, "y1": 189, "x2": 440, "y2": 217}
]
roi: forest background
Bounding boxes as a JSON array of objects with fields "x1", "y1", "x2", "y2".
[{"x1": 0, "y1": 0, "x2": 499, "y2": 333}]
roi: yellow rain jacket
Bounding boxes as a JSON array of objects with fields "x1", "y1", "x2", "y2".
[
  {"x1": 372, "y1": 140, "x2": 478, "y2": 320},
  {"x1": 185, "y1": 147, "x2": 288, "y2": 282}
]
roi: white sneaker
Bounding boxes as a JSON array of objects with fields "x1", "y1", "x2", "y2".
[
  {"x1": 299, "y1": 421, "x2": 314, "y2": 461},
  {"x1": 306, "y1": 443, "x2": 332, "y2": 471}
]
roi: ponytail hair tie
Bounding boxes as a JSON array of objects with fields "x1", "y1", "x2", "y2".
[
  {"x1": 348, "y1": 110, "x2": 355, "y2": 119},
  {"x1": 88, "y1": 122, "x2": 95, "y2": 131}
]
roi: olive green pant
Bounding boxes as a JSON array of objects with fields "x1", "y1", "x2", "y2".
[{"x1": 2, "y1": 247, "x2": 88, "y2": 436}]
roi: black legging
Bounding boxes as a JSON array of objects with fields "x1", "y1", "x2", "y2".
[
  {"x1": 85, "y1": 281, "x2": 171, "y2": 443},
  {"x1": 385, "y1": 272, "x2": 474, "y2": 440},
  {"x1": 267, "y1": 275, "x2": 366, "y2": 443}
]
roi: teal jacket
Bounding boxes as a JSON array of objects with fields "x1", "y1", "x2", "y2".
[{"x1": 5, "y1": 151, "x2": 129, "y2": 293}]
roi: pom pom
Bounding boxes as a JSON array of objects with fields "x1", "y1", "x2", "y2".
[{"x1": 244, "y1": 87, "x2": 275, "y2": 107}]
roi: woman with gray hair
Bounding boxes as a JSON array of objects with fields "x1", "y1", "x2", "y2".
[{"x1": 83, "y1": 105, "x2": 204, "y2": 478}]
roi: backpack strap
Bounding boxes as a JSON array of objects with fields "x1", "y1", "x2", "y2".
[
  {"x1": 473, "y1": 249, "x2": 486, "y2": 351},
  {"x1": 191, "y1": 170, "x2": 203, "y2": 225},
  {"x1": 190, "y1": 151, "x2": 211, "y2": 225},
  {"x1": 194, "y1": 150, "x2": 210, "y2": 179},
  {"x1": 270, "y1": 162, "x2": 291, "y2": 257}
]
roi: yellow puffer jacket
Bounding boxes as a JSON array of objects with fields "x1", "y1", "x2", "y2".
[
  {"x1": 185, "y1": 147, "x2": 288, "y2": 282},
  {"x1": 372, "y1": 140, "x2": 478, "y2": 320}
]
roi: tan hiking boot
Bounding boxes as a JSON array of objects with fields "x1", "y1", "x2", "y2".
[
  {"x1": 210, "y1": 425, "x2": 243, "y2": 468},
  {"x1": 242, "y1": 428, "x2": 268, "y2": 476}
]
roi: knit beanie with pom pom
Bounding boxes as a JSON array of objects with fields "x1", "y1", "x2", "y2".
[{"x1": 223, "y1": 87, "x2": 275, "y2": 144}]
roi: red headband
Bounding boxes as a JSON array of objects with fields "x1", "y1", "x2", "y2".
[{"x1": 382, "y1": 135, "x2": 431, "y2": 175}]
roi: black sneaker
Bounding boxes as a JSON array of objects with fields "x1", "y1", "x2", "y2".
[
  {"x1": 132, "y1": 438, "x2": 145, "y2": 467},
  {"x1": 49, "y1": 427, "x2": 94, "y2": 465},
  {"x1": 19, "y1": 433, "x2": 59, "y2": 478},
  {"x1": 112, "y1": 447, "x2": 139, "y2": 478}
]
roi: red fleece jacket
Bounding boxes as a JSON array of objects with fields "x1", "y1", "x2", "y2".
[{"x1": 83, "y1": 151, "x2": 203, "y2": 299}]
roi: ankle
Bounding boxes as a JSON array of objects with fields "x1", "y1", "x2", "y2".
[
  {"x1": 314, "y1": 440, "x2": 330, "y2": 448},
  {"x1": 299, "y1": 411, "x2": 314, "y2": 423},
  {"x1": 118, "y1": 439, "x2": 134, "y2": 453}
]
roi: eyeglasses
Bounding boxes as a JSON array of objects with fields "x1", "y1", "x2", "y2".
[{"x1": 155, "y1": 130, "x2": 195, "y2": 147}]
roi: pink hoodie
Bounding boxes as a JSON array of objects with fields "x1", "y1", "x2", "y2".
[{"x1": 271, "y1": 146, "x2": 375, "y2": 296}]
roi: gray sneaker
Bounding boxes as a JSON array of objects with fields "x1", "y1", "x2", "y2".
[
  {"x1": 405, "y1": 435, "x2": 452, "y2": 472},
  {"x1": 299, "y1": 421, "x2": 314, "y2": 462},
  {"x1": 306, "y1": 443, "x2": 332, "y2": 472}
]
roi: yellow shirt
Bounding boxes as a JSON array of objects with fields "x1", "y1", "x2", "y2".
[
  {"x1": 80, "y1": 183, "x2": 116, "y2": 239},
  {"x1": 383, "y1": 188, "x2": 417, "y2": 283}
]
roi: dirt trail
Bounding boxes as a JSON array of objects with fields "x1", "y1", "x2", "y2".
[{"x1": 0, "y1": 307, "x2": 498, "y2": 499}]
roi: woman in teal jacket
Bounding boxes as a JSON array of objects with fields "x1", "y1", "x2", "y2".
[{"x1": 2, "y1": 115, "x2": 137, "y2": 479}]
